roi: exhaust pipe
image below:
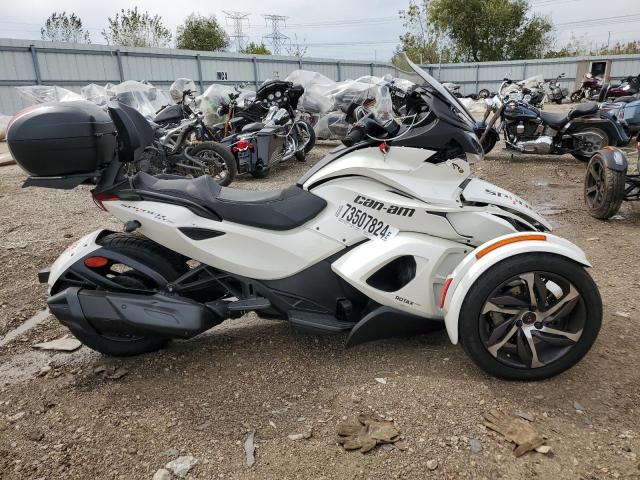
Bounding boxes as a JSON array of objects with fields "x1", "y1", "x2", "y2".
[{"x1": 48, "y1": 287, "x2": 222, "y2": 339}]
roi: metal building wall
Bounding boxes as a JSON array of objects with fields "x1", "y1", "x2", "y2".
[
  {"x1": 423, "y1": 54, "x2": 640, "y2": 95},
  {"x1": 0, "y1": 38, "x2": 418, "y2": 115}
]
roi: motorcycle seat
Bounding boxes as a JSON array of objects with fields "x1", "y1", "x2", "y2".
[
  {"x1": 540, "y1": 111, "x2": 569, "y2": 130},
  {"x1": 132, "y1": 172, "x2": 326, "y2": 231},
  {"x1": 242, "y1": 122, "x2": 264, "y2": 133},
  {"x1": 541, "y1": 102, "x2": 599, "y2": 130},
  {"x1": 568, "y1": 102, "x2": 598, "y2": 119},
  {"x1": 615, "y1": 95, "x2": 638, "y2": 103}
]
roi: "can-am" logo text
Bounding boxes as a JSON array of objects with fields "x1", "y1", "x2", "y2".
[{"x1": 354, "y1": 195, "x2": 415, "y2": 217}]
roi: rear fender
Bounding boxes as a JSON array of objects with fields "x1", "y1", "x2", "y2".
[
  {"x1": 47, "y1": 229, "x2": 169, "y2": 293},
  {"x1": 566, "y1": 115, "x2": 629, "y2": 146},
  {"x1": 441, "y1": 233, "x2": 590, "y2": 345},
  {"x1": 48, "y1": 230, "x2": 107, "y2": 292}
]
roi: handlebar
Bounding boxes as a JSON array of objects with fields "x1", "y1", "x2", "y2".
[{"x1": 342, "y1": 125, "x2": 367, "y2": 147}]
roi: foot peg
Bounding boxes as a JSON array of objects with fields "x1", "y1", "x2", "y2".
[
  {"x1": 226, "y1": 297, "x2": 271, "y2": 312},
  {"x1": 289, "y1": 310, "x2": 354, "y2": 333}
]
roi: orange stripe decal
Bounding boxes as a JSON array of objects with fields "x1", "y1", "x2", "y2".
[{"x1": 475, "y1": 234, "x2": 547, "y2": 259}]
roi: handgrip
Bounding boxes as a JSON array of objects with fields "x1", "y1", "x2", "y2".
[{"x1": 342, "y1": 126, "x2": 366, "y2": 147}]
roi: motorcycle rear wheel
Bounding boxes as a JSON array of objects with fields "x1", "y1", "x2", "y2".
[
  {"x1": 571, "y1": 128, "x2": 610, "y2": 162},
  {"x1": 53, "y1": 233, "x2": 189, "y2": 357},
  {"x1": 189, "y1": 142, "x2": 237, "y2": 187}
]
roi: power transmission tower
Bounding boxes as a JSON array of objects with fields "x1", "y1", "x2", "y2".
[
  {"x1": 223, "y1": 11, "x2": 250, "y2": 52},
  {"x1": 262, "y1": 14, "x2": 289, "y2": 55}
]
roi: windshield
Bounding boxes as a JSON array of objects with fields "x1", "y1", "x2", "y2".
[{"x1": 404, "y1": 54, "x2": 476, "y2": 127}]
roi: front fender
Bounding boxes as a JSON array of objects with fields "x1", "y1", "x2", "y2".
[
  {"x1": 441, "y1": 233, "x2": 590, "y2": 345},
  {"x1": 596, "y1": 147, "x2": 628, "y2": 172}
]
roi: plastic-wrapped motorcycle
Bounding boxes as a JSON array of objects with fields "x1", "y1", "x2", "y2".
[{"x1": 8, "y1": 55, "x2": 602, "y2": 380}]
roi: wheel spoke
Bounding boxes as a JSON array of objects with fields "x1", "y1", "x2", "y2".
[
  {"x1": 585, "y1": 185, "x2": 597, "y2": 195},
  {"x1": 482, "y1": 302, "x2": 521, "y2": 315},
  {"x1": 489, "y1": 295, "x2": 529, "y2": 307},
  {"x1": 540, "y1": 285, "x2": 579, "y2": 320},
  {"x1": 534, "y1": 274, "x2": 548, "y2": 308},
  {"x1": 516, "y1": 329, "x2": 533, "y2": 366},
  {"x1": 523, "y1": 329, "x2": 544, "y2": 368},
  {"x1": 538, "y1": 326, "x2": 582, "y2": 343},
  {"x1": 519, "y1": 272, "x2": 538, "y2": 308},
  {"x1": 486, "y1": 324, "x2": 518, "y2": 357},
  {"x1": 487, "y1": 318, "x2": 515, "y2": 346}
]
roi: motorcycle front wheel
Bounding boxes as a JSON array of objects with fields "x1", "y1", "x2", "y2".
[
  {"x1": 459, "y1": 253, "x2": 602, "y2": 380},
  {"x1": 584, "y1": 152, "x2": 626, "y2": 219}
]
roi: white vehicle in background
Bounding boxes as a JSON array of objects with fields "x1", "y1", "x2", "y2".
[{"x1": 7, "y1": 55, "x2": 602, "y2": 381}]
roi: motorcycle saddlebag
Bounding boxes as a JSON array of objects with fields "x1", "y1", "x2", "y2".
[{"x1": 7, "y1": 100, "x2": 117, "y2": 177}]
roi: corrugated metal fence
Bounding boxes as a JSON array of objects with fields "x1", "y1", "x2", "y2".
[
  {"x1": 0, "y1": 38, "x2": 417, "y2": 115},
  {"x1": 422, "y1": 54, "x2": 640, "y2": 96}
]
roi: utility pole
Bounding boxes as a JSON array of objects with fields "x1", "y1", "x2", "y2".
[
  {"x1": 223, "y1": 11, "x2": 250, "y2": 52},
  {"x1": 262, "y1": 14, "x2": 289, "y2": 55},
  {"x1": 607, "y1": 30, "x2": 611, "y2": 49}
]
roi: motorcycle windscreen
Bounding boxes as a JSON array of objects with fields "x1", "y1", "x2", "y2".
[{"x1": 403, "y1": 53, "x2": 476, "y2": 127}]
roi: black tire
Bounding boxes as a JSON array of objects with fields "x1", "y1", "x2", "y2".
[
  {"x1": 294, "y1": 150, "x2": 307, "y2": 162},
  {"x1": 584, "y1": 152, "x2": 626, "y2": 219},
  {"x1": 570, "y1": 92, "x2": 582, "y2": 103},
  {"x1": 55, "y1": 233, "x2": 188, "y2": 357},
  {"x1": 302, "y1": 122, "x2": 316, "y2": 154},
  {"x1": 571, "y1": 127, "x2": 611, "y2": 162},
  {"x1": 250, "y1": 167, "x2": 270, "y2": 178},
  {"x1": 459, "y1": 253, "x2": 602, "y2": 381},
  {"x1": 189, "y1": 142, "x2": 237, "y2": 186}
]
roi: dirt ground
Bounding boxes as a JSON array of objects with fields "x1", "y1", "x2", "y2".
[{"x1": 0, "y1": 105, "x2": 639, "y2": 479}]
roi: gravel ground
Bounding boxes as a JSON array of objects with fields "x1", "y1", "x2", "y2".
[{"x1": 0, "y1": 106, "x2": 639, "y2": 479}]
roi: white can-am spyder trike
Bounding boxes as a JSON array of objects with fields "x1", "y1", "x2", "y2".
[{"x1": 8, "y1": 58, "x2": 602, "y2": 380}]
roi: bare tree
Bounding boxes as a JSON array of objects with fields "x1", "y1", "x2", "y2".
[{"x1": 41, "y1": 12, "x2": 91, "y2": 44}]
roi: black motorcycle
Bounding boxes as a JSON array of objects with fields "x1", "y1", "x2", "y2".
[
  {"x1": 479, "y1": 78, "x2": 629, "y2": 160},
  {"x1": 153, "y1": 89, "x2": 196, "y2": 128}
]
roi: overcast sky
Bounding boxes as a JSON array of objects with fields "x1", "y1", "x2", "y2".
[{"x1": 1, "y1": 0, "x2": 639, "y2": 61}]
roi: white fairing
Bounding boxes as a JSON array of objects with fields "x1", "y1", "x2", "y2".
[
  {"x1": 442, "y1": 233, "x2": 590, "y2": 344},
  {"x1": 48, "y1": 230, "x2": 103, "y2": 292},
  {"x1": 331, "y1": 233, "x2": 466, "y2": 317},
  {"x1": 50, "y1": 142, "x2": 591, "y2": 344},
  {"x1": 461, "y1": 178, "x2": 552, "y2": 230},
  {"x1": 302, "y1": 146, "x2": 472, "y2": 206}
]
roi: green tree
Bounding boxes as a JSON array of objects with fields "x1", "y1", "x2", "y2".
[
  {"x1": 176, "y1": 14, "x2": 229, "y2": 51},
  {"x1": 241, "y1": 42, "x2": 271, "y2": 55},
  {"x1": 102, "y1": 7, "x2": 172, "y2": 48},
  {"x1": 394, "y1": 0, "x2": 450, "y2": 67},
  {"x1": 427, "y1": 0, "x2": 553, "y2": 61},
  {"x1": 41, "y1": 12, "x2": 91, "y2": 43}
]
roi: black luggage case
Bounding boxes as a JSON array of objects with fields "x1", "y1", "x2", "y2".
[{"x1": 7, "y1": 101, "x2": 117, "y2": 177}]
